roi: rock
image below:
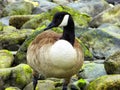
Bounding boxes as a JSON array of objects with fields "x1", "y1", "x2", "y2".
[
  {"x1": 9, "y1": 15, "x2": 36, "y2": 29},
  {"x1": 80, "y1": 24, "x2": 120, "y2": 59},
  {"x1": 0, "y1": 26, "x2": 34, "y2": 51},
  {"x1": 2, "y1": 1, "x2": 34, "y2": 17},
  {"x1": 0, "y1": 16, "x2": 10, "y2": 25},
  {"x1": 32, "y1": 0, "x2": 58, "y2": 14},
  {"x1": 23, "y1": 80, "x2": 57, "y2": 90},
  {"x1": 5, "y1": 87, "x2": 21, "y2": 90},
  {"x1": 87, "y1": 75, "x2": 120, "y2": 90},
  {"x1": 89, "y1": 4, "x2": 120, "y2": 27},
  {"x1": 67, "y1": 0, "x2": 110, "y2": 17},
  {"x1": 0, "y1": 50, "x2": 14, "y2": 68},
  {"x1": 22, "y1": 6, "x2": 91, "y2": 29},
  {"x1": 0, "y1": 64, "x2": 32, "y2": 89},
  {"x1": 104, "y1": 51, "x2": 120, "y2": 74},
  {"x1": 78, "y1": 62, "x2": 107, "y2": 81}
]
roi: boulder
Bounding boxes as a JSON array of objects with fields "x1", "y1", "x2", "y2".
[
  {"x1": 0, "y1": 50, "x2": 14, "y2": 68},
  {"x1": 104, "y1": 51, "x2": 120, "y2": 74},
  {"x1": 0, "y1": 26, "x2": 34, "y2": 51},
  {"x1": 24, "y1": 80, "x2": 58, "y2": 90},
  {"x1": 67, "y1": 0, "x2": 110, "y2": 17},
  {"x1": 2, "y1": 1, "x2": 34, "y2": 17},
  {"x1": 78, "y1": 62, "x2": 107, "y2": 81},
  {"x1": 0, "y1": 64, "x2": 32, "y2": 89},
  {"x1": 89, "y1": 4, "x2": 120, "y2": 27},
  {"x1": 32, "y1": 0, "x2": 58, "y2": 14},
  {"x1": 22, "y1": 6, "x2": 91, "y2": 29},
  {"x1": 87, "y1": 75, "x2": 120, "y2": 90},
  {"x1": 80, "y1": 24, "x2": 120, "y2": 59},
  {"x1": 9, "y1": 15, "x2": 36, "y2": 29}
]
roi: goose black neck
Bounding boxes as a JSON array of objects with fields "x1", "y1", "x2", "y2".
[{"x1": 61, "y1": 18, "x2": 75, "y2": 46}]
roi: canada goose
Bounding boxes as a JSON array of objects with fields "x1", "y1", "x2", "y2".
[{"x1": 27, "y1": 11, "x2": 84, "y2": 90}]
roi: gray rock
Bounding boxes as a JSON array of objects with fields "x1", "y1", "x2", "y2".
[
  {"x1": 0, "y1": 64, "x2": 32, "y2": 89},
  {"x1": 32, "y1": 0, "x2": 58, "y2": 14},
  {"x1": 80, "y1": 24, "x2": 120, "y2": 59},
  {"x1": 87, "y1": 75, "x2": 120, "y2": 90},
  {"x1": 89, "y1": 4, "x2": 120, "y2": 27},
  {"x1": 0, "y1": 50, "x2": 14, "y2": 68},
  {"x1": 78, "y1": 62, "x2": 106, "y2": 82},
  {"x1": 67, "y1": 0, "x2": 110, "y2": 17},
  {"x1": 104, "y1": 51, "x2": 120, "y2": 74},
  {"x1": 0, "y1": 16, "x2": 10, "y2": 25}
]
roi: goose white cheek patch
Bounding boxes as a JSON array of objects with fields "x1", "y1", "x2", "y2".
[{"x1": 59, "y1": 15, "x2": 69, "y2": 27}]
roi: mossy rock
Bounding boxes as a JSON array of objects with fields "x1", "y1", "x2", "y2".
[
  {"x1": 0, "y1": 50, "x2": 14, "y2": 68},
  {"x1": 0, "y1": 26, "x2": 34, "y2": 51},
  {"x1": 9, "y1": 15, "x2": 36, "y2": 29},
  {"x1": 2, "y1": 1, "x2": 34, "y2": 17},
  {"x1": 5, "y1": 87, "x2": 21, "y2": 90},
  {"x1": 79, "y1": 25, "x2": 120, "y2": 59},
  {"x1": 0, "y1": 64, "x2": 32, "y2": 89},
  {"x1": 87, "y1": 75, "x2": 120, "y2": 90},
  {"x1": 89, "y1": 4, "x2": 120, "y2": 27},
  {"x1": 104, "y1": 51, "x2": 120, "y2": 74},
  {"x1": 21, "y1": 5, "x2": 91, "y2": 29}
]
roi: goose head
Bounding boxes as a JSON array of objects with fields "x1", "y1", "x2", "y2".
[{"x1": 44, "y1": 12, "x2": 73, "y2": 30}]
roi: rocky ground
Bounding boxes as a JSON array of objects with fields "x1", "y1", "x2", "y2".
[{"x1": 0, "y1": 0, "x2": 120, "y2": 90}]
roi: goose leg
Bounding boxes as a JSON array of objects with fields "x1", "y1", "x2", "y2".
[
  {"x1": 33, "y1": 72, "x2": 39, "y2": 90},
  {"x1": 62, "y1": 78, "x2": 70, "y2": 90}
]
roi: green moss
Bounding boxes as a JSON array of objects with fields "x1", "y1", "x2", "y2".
[
  {"x1": 73, "y1": 78, "x2": 87, "y2": 88},
  {"x1": 5, "y1": 87, "x2": 20, "y2": 90},
  {"x1": 87, "y1": 75, "x2": 120, "y2": 90},
  {"x1": 23, "y1": 64, "x2": 33, "y2": 74}
]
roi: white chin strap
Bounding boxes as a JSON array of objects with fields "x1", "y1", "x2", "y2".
[{"x1": 59, "y1": 15, "x2": 69, "y2": 27}]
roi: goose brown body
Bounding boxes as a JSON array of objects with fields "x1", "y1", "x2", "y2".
[{"x1": 27, "y1": 30, "x2": 84, "y2": 78}]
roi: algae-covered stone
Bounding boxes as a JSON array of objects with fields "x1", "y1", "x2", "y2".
[
  {"x1": 79, "y1": 24, "x2": 120, "y2": 59},
  {"x1": 0, "y1": 64, "x2": 32, "y2": 89},
  {"x1": 9, "y1": 15, "x2": 36, "y2": 29},
  {"x1": 67, "y1": 0, "x2": 110, "y2": 17},
  {"x1": 24, "y1": 80, "x2": 57, "y2": 90},
  {"x1": 5, "y1": 87, "x2": 21, "y2": 90},
  {"x1": 0, "y1": 50, "x2": 14, "y2": 68},
  {"x1": 0, "y1": 26, "x2": 34, "y2": 50},
  {"x1": 104, "y1": 51, "x2": 120, "y2": 74},
  {"x1": 2, "y1": 1, "x2": 34, "y2": 17},
  {"x1": 87, "y1": 75, "x2": 120, "y2": 90},
  {"x1": 22, "y1": 5, "x2": 91, "y2": 29},
  {"x1": 89, "y1": 4, "x2": 120, "y2": 27}
]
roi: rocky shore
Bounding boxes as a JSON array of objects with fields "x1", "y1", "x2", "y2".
[{"x1": 0, "y1": 0, "x2": 120, "y2": 90}]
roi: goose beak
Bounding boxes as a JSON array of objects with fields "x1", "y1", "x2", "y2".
[{"x1": 44, "y1": 22, "x2": 56, "y2": 31}]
